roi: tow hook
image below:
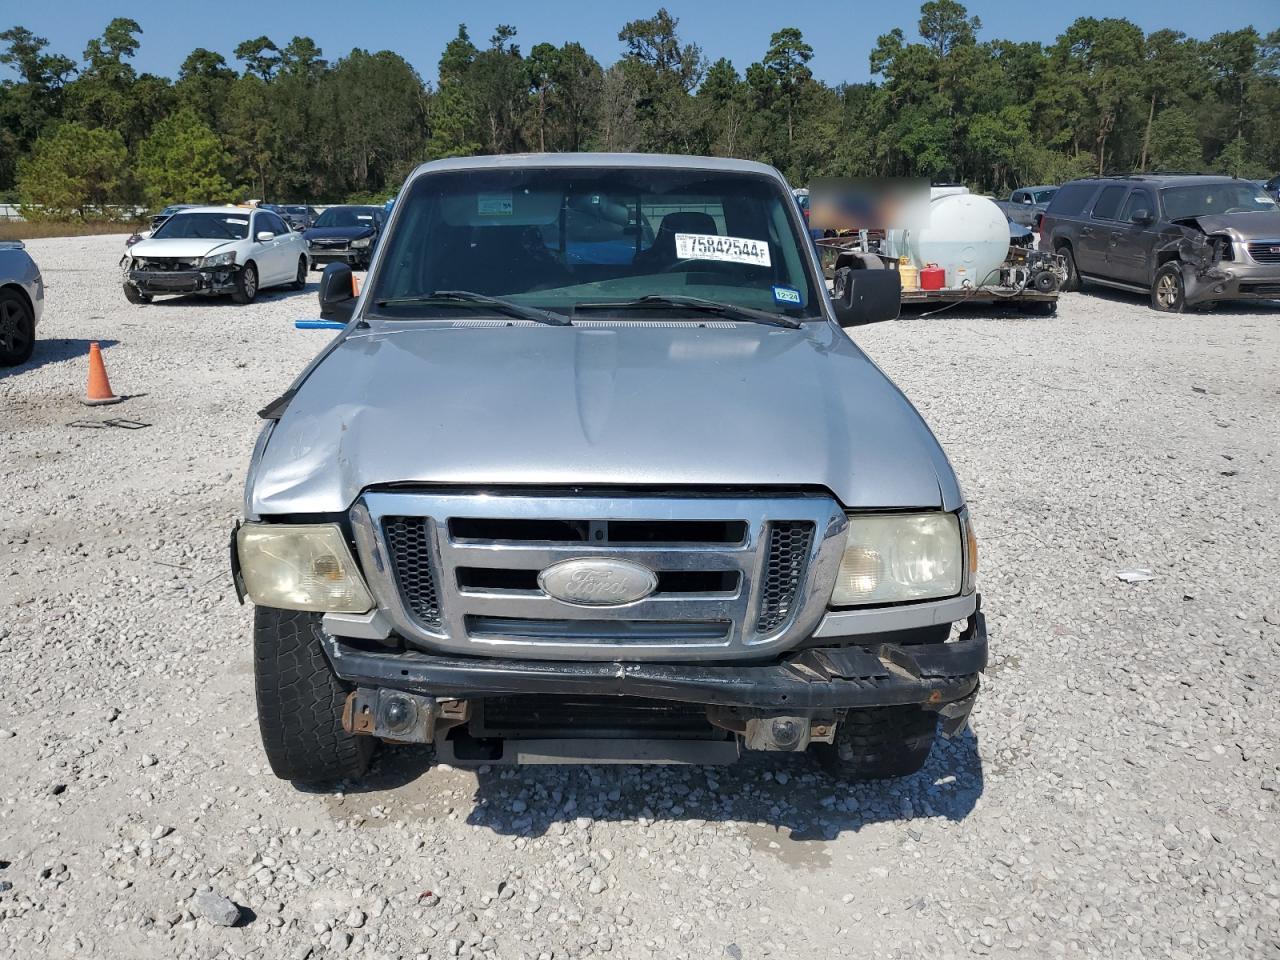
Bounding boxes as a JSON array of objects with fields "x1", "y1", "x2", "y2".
[{"x1": 343, "y1": 689, "x2": 468, "y2": 744}]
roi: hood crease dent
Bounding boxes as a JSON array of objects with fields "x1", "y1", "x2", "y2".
[{"x1": 250, "y1": 322, "x2": 961, "y2": 516}]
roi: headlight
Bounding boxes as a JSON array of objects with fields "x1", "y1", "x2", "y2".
[
  {"x1": 830, "y1": 513, "x2": 962, "y2": 606},
  {"x1": 199, "y1": 251, "x2": 236, "y2": 268},
  {"x1": 236, "y1": 523, "x2": 373, "y2": 613},
  {"x1": 350, "y1": 237, "x2": 372, "y2": 249}
]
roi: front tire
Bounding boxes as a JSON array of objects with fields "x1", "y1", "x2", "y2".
[
  {"x1": 290, "y1": 255, "x2": 307, "y2": 291},
  {"x1": 1151, "y1": 263, "x2": 1186, "y2": 313},
  {"x1": 1057, "y1": 244, "x2": 1080, "y2": 292},
  {"x1": 812, "y1": 706, "x2": 938, "y2": 780},
  {"x1": 0, "y1": 289, "x2": 35, "y2": 366},
  {"x1": 254, "y1": 606, "x2": 375, "y2": 785},
  {"x1": 123, "y1": 283, "x2": 151, "y2": 305},
  {"x1": 231, "y1": 262, "x2": 259, "y2": 304}
]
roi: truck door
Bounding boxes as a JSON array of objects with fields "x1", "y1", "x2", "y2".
[
  {"x1": 1108, "y1": 188, "x2": 1156, "y2": 286},
  {"x1": 1076, "y1": 184, "x2": 1127, "y2": 278}
]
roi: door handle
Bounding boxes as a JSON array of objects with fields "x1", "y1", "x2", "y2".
[{"x1": 1080, "y1": 227, "x2": 1093, "y2": 237}]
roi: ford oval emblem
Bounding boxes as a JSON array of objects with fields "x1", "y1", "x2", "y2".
[{"x1": 538, "y1": 558, "x2": 658, "y2": 607}]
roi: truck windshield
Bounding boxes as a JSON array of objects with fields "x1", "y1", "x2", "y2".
[
  {"x1": 367, "y1": 167, "x2": 823, "y2": 320},
  {"x1": 152, "y1": 212, "x2": 250, "y2": 241},
  {"x1": 1162, "y1": 183, "x2": 1278, "y2": 219}
]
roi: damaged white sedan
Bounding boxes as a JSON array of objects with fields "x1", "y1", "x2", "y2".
[{"x1": 121, "y1": 206, "x2": 309, "y2": 305}]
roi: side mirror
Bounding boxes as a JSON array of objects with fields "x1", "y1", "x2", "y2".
[
  {"x1": 1130, "y1": 210, "x2": 1153, "y2": 225},
  {"x1": 256, "y1": 230, "x2": 275, "y2": 242},
  {"x1": 318, "y1": 262, "x2": 356, "y2": 323},
  {"x1": 831, "y1": 255, "x2": 901, "y2": 327}
]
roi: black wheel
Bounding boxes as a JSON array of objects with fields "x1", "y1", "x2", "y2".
[
  {"x1": 812, "y1": 706, "x2": 938, "y2": 780},
  {"x1": 290, "y1": 256, "x2": 307, "y2": 291},
  {"x1": 1151, "y1": 262, "x2": 1186, "y2": 313},
  {"x1": 254, "y1": 606, "x2": 375, "y2": 784},
  {"x1": 123, "y1": 283, "x2": 151, "y2": 305},
  {"x1": 1056, "y1": 244, "x2": 1080, "y2": 292},
  {"x1": 231, "y1": 262, "x2": 259, "y2": 304},
  {"x1": 0, "y1": 288, "x2": 35, "y2": 366}
]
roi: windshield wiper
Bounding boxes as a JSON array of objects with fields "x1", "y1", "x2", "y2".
[
  {"x1": 574, "y1": 295, "x2": 801, "y2": 329},
  {"x1": 372, "y1": 290, "x2": 570, "y2": 326}
]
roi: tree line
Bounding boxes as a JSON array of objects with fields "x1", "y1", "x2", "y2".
[{"x1": 1, "y1": 3, "x2": 1277, "y2": 220}]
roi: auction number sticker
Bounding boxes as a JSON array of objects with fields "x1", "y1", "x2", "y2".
[
  {"x1": 478, "y1": 192, "x2": 514, "y2": 216},
  {"x1": 674, "y1": 233, "x2": 771, "y2": 267}
]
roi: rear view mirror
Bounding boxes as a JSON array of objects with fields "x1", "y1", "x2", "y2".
[
  {"x1": 318, "y1": 263, "x2": 356, "y2": 323},
  {"x1": 1130, "y1": 209, "x2": 1153, "y2": 225},
  {"x1": 256, "y1": 231, "x2": 275, "y2": 242},
  {"x1": 831, "y1": 255, "x2": 901, "y2": 326}
]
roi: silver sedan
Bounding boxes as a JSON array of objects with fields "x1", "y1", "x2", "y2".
[{"x1": 0, "y1": 240, "x2": 43, "y2": 366}]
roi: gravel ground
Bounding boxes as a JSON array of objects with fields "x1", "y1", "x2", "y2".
[{"x1": 2, "y1": 234, "x2": 1279, "y2": 960}]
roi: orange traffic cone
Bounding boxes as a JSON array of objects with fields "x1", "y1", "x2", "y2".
[{"x1": 82, "y1": 342, "x2": 122, "y2": 406}]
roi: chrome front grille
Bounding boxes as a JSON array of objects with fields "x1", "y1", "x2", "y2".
[
  {"x1": 1247, "y1": 241, "x2": 1280, "y2": 264},
  {"x1": 353, "y1": 492, "x2": 847, "y2": 662}
]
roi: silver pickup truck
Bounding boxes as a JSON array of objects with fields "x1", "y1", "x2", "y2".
[{"x1": 232, "y1": 154, "x2": 986, "y2": 784}]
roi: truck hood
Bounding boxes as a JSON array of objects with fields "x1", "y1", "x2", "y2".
[
  {"x1": 129, "y1": 237, "x2": 237, "y2": 260},
  {"x1": 1175, "y1": 210, "x2": 1280, "y2": 239},
  {"x1": 249, "y1": 321, "x2": 961, "y2": 516}
]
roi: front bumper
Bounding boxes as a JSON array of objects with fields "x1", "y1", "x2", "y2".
[
  {"x1": 1184, "y1": 260, "x2": 1280, "y2": 304},
  {"x1": 128, "y1": 268, "x2": 237, "y2": 295},
  {"x1": 308, "y1": 248, "x2": 367, "y2": 266},
  {"x1": 321, "y1": 607, "x2": 987, "y2": 711}
]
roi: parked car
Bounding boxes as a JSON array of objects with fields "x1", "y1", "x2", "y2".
[
  {"x1": 994, "y1": 185, "x2": 1058, "y2": 228},
  {"x1": 0, "y1": 240, "x2": 43, "y2": 366},
  {"x1": 121, "y1": 206, "x2": 309, "y2": 304},
  {"x1": 279, "y1": 205, "x2": 319, "y2": 231},
  {"x1": 303, "y1": 205, "x2": 386, "y2": 270},
  {"x1": 151, "y1": 203, "x2": 197, "y2": 233},
  {"x1": 1040, "y1": 174, "x2": 1280, "y2": 311},
  {"x1": 232, "y1": 152, "x2": 987, "y2": 787}
]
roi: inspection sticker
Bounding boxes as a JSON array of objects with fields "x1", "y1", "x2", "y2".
[
  {"x1": 477, "y1": 192, "x2": 513, "y2": 216},
  {"x1": 772, "y1": 285, "x2": 802, "y2": 305},
  {"x1": 674, "y1": 233, "x2": 771, "y2": 267}
]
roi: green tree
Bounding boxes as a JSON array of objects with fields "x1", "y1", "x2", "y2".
[
  {"x1": 234, "y1": 36, "x2": 281, "y2": 81},
  {"x1": 17, "y1": 121, "x2": 126, "y2": 218},
  {"x1": 134, "y1": 107, "x2": 231, "y2": 207}
]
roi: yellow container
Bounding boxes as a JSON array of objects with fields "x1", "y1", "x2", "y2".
[{"x1": 898, "y1": 257, "x2": 919, "y2": 292}]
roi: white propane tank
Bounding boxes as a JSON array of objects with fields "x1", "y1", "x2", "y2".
[{"x1": 886, "y1": 189, "x2": 1009, "y2": 289}]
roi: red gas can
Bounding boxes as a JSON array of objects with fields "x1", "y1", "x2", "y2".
[{"x1": 919, "y1": 264, "x2": 945, "y2": 290}]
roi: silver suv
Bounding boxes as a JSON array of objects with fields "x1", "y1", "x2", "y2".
[{"x1": 232, "y1": 154, "x2": 985, "y2": 784}]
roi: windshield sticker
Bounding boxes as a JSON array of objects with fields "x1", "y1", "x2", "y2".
[
  {"x1": 356, "y1": 214, "x2": 373, "y2": 220},
  {"x1": 772, "y1": 285, "x2": 802, "y2": 305},
  {"x1": 478, "y1": 192, "x2": 514, "y2": 217},
  {"x1": 225, "y1": 218, "x2": 248, "y2": 225},
  {"x1": 674, "y1": 233, "x2": 771, "y2": 267}
]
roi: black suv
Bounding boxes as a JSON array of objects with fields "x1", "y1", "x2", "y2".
[{"x1": 1040, "y1": 175, "x2": 1280, "y2": 312}]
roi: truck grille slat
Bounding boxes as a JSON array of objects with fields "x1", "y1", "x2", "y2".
[{"x1": 756, "y1": 522, "x2": 815, "y2": 633}]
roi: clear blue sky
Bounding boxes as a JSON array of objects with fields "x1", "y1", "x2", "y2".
[{"x1": 4, "y1": 0, "x2": 1276, "y2": 86}]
